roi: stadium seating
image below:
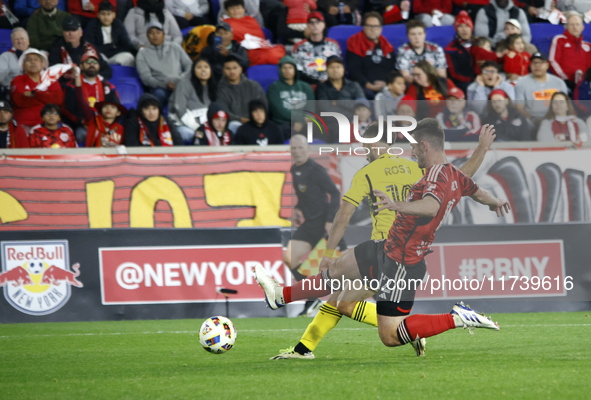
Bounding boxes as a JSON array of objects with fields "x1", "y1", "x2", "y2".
[
  {"x1": 109, "y1": 77, "x2": 144, "y2": 111},
  {"x1": 529, "y1": 23, "x2": 565, "y2": 57},
  {"x1": 181, "y1": 27, "x2": 192, "y2": 37},
  {"x1": 211, "y1": 0, "x2": 221, "y2": 20},
  {"x1": 0, "y1": 29, "x2": 11, "y2": 54},
  {"x1": 262, "y1": 27, "x2": 273, "y2": 43},
  {"x1": 426, "y1": 25, "x2": 455, "y2": 49},
  {"x1": 382, "y1": 24, "x2": 408, "y2": 50},
  {"x1": 246, "y1": 64, "x2": 278, "y2": 92},
  {"x1": 110, "y1": 65, "x2": 140, "y2": 79},
  {"x1": 327, "y1": 25, "x2": 362, "y2": 59}
]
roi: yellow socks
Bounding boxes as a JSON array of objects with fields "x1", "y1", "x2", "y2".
[
  {"x1": 299, "y1": 303, "x2": 342, "y2": 351},
  {"x1": 351, "y1": 301, "x2": 378, "y2": 327}
]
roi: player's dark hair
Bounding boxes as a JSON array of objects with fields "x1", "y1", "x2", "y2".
[
  {"x1": 406, "y1": 19, "x2": 425, "y2": 35},
  {"x1": 362, "y1": 11, "x2": 383, "y2": 26},
  {"x1": 363, "y1": 120, "x2": 394, "y2": 144},
  {"x1": 386, "y1": 70, "x2": 403, "y2": 85},
  {"x1": 411, "y1": 118, "x2": 444, "y2": 149},
  {"x1": 224, "y1": 0, "x2": 245, "y2": 10}
]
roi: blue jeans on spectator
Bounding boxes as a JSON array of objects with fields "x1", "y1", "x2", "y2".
[
  {"x1": 151, "y1": 87, "x2": 172, "y2": 108},
  {"x1": 176, "y1": 125, "x2": 196, "y2": 145}
]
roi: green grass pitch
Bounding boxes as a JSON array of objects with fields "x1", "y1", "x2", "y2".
[{"x1": 1, "y1": 311, "x2": 590, "y2": 399}]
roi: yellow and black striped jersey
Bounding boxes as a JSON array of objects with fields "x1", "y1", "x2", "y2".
[{"x1": 342, "y1": 154, "x2": 424, "y2": 240}]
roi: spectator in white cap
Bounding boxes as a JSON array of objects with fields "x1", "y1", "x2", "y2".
[
  {"x1": 498, "y1": 18, "x2": 537, "y2": 54},
  {"x1": 474, "y1": 0, "x2": 531, "y2": 45},
  {"x1": 10, "y1": 48, "x2": 64, "y2": 131},
  {"x1": 136, "y1": 21, "x2": 192, "y2": 108},
  {"x1": 0, "y1": 28, "x2": 30, "y2": 99},
  {"x1": 124, "y1": 0, "x2": 182, "y2": 50}
]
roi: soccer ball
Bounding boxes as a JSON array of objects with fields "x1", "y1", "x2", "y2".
[{"x1": 199, "y1": 316, "x2": 237, "y2": 354}]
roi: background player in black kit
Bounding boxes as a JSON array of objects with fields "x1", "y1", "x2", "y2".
[{"x1": 285, "y1": 134, "x2": 346, "y2": 316}]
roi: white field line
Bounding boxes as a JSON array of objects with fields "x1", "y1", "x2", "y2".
[{"x1": 0, "y1": 324, "x2": 590, "y2": 339}]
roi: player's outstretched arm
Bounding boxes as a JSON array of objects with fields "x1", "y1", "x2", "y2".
[
  {"x1": 459, "y1": 124, "x2": 496, "y2": 178},
  {"x1": 373, "y1": 190, "x2": 440, "y2": 217},
  {"x1": 470, "y1": 188, "x2": 511, "y2": 217}
]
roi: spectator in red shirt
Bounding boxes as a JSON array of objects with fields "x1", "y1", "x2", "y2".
[
  {"x1": 84, "y1": 99, "x2": 126, "y2": 147},
  {"x1": 29, "y1": 103, "x2": 78, "y2": 148},
  {"x1": 503, "y1": 34, "x2": 530, "y2": 82},
  {"x1": 0, "y1": 100, "x2": 29, "y2": 148},
  {"x1": 405, "y1": 59, "x2": 457, "y2": 118},
  {"x1": 10, "y1": 48, "x2": 64, "y2": 132},
  {"x1": 471, "y1": 36, "x2": 499, "y2": 76},
  {"x1": 414, "y1": 0, "x2": 454, "y2": 27},
  {"x1": 549, "y1": 11, "x2": 591, "y2": 91}
]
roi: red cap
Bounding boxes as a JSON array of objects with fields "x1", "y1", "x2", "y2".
[
  {"x1": 489, "y1": 89, "x2": 509, "y2": 99},
  {"x1": 447, "y1": 87, "x2": 466, "y2": 99},
  {"x1": 213, "y1": 110, "x2": 228, "y2": 120},
  {"x1": 81, "y1": 47, "x2": 100, "y2": 63},
  {"x1": 308, "y1": 12, "x2": 324, "y2": 22},
  {"x1": 397, "y1": 96, "x2": 417, "y2": 114},
  {"x1": 454, "y1": 11, "x2": 473, "y2": 31}
]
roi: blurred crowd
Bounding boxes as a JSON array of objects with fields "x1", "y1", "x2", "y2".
[{"x1": 0, "y1": 0, "x2": 590, "y2": 148}]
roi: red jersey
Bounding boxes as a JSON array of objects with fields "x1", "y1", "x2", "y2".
[
  {"x1": 503, "y1": 51, "x2": 531, "y2": 77},
  {"x1": 29, "y1": 124, "x2": 77, "y2": 148},
  {"x1": 384, "y1": 163, "x2": 478, "y2": 265},
  {"x1": 549, "y1": 30, "x2": 591, "y2": 82},
  {"x1": 10, "y1": 74, "x2": 64, "y2": 127}
]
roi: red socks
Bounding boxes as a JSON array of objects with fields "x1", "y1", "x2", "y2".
[
  {"x1": 397, "y1": 314, "x2": 455, "y2": 344},
  {"x1": 283, "y1": 273, "x2": 332, "y2": 304}
]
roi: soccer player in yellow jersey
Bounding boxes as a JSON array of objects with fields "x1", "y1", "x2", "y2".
[{"x1": 271, "y1": 121, "x2": 497, "y2": 359}]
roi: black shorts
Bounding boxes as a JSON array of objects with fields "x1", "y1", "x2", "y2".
[
  {"x1": 354, "y1": 240, "x2": 426, "y2": 317},
  {"x1": 292, "y1": 221, "x2": 347, "y2": 250}
]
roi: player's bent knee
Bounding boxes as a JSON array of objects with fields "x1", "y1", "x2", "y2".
[
  {"x1": 378, "y1": 330, "x2": 403, "y2": 347},
  {"x1": 336, "y1": 301, "x2": 355, "y2": 317}
]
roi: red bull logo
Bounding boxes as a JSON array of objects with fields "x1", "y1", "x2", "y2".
[{"x1": 0, "y1": 240, "x2": 82, "y2": 316}]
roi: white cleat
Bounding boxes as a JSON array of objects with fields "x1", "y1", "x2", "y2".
[
  {"x1": 451, "y1": 301, "x2": 500, "y2": 333},
  {"x1": 270, "y1": 347, "x2": 315, "y2": 360},
  {"x1": 410, "y1": 336, "x2": 427, "y2": 356},
  {"x1": 253, "y1": 264, "x2": 285, "y2": 310}
]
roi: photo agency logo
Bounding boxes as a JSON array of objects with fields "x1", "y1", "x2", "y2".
[{"x1": 302, "y1": 110, "x2": 418, "y2": 156}]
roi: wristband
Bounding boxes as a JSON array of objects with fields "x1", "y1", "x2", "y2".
[{"x1": 324, "y1": 248, "x2": 338, "y2": 259}]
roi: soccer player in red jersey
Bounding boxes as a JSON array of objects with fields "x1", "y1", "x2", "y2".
[{"x1": 255, "y1": 118, "x2": 511, "y2": 350}]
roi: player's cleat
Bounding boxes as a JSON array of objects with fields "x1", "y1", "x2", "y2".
[
  {"x1": 451, "y1": 301, "x2": 500, "y2": 333},
  {"x1": 298, "y1": 299, "x2": 323, "y2": 317},
  {"x1": 410, "y1": 336, "x2": 427, "y2": 356},
  {"x1": 253, "y1": 265, "x2": 284, "y2": 310},
  {"x1": 270, "y1": 347, "x2": 315, "y2": 360}
]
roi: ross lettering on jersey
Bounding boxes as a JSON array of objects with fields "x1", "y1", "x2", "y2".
[
  {"x1": 384, "y1": 165, "x2": 411, "y2": 176},
  {"x1": 451, "y1": 181, "x2": 458, "y2": 191}
]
